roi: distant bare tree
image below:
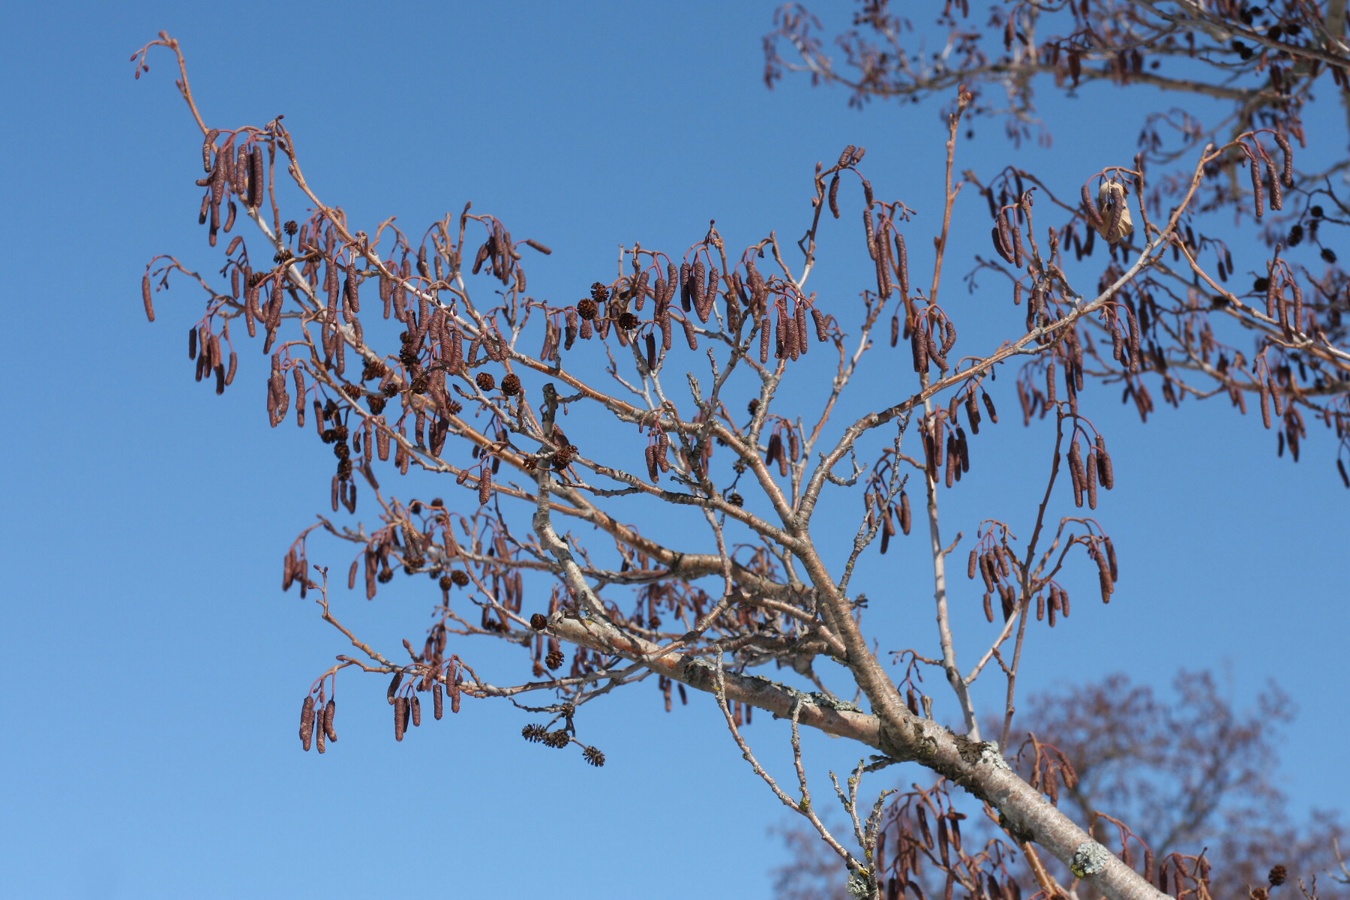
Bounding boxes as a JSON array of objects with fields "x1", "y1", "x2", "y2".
[
  {"x1": 135, "y1": 1, "x2": 1348, "y2": 895},
  {"x1": 772, "y1": 670, "x2": 1347, "y2": 899}
]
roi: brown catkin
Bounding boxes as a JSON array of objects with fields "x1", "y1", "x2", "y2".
[
  {"x1": 410, "y1": 695, "x2": 422, "y2": 728},
  {"x1": 433, "y1": 683, "x2": 444, "y2": 720},
  {"x1": 1267, "y1": 162, "x2": 1283, "y2": 211},
  {"x1": 660, "y1": 310, "x2": 673, "y2": 351},
  {"x1": 875, "y1": 234, "x2": 893, "y2": 299},
  {"x1": 1249, "y1": 152, "x2": 1265, "y2": 218},
  {"x1": 895, "y1": 233, "x2": 909, "y2": 295},
  {"x1": 395, "y1": 697, "x2": 409, "y2": 741},
  {"x1": 1290, "y1": 276, "x2": 1304, "y2": 334},
  {"x1": 314, "y1": 706, "x2": 326, "y2": 753},
  {"x1": 1068, "y1": 438, "x2": 1086, "y2": 508},
  {"x1": 1095, "y1": 434, "x2": 1114, "y2": 488},
  {"x1": 478, "y1": 467, "x2": 492, "y2": 505},
  {"x1": 1094, "y1": 546, "x2": 1114, "y2": 602},
  {"x1": 681, "y1": 315, "x2": 698, "y2": 350},
  {"x1": 387, "y1": 670, "x2": 403, "y2": 704},
  {"x1": 299, "y1": 695, "x2": 315, "y2": 750},
  {"x1": 644, "y1": 443, "x2": 658, "y2": 482},
  {"x1": 1086, "y1": 449, "x2": 1099, "y2": 509},
  {"x1": 323, "y1": 699, "x2": 337, "y2": 742},
  {"x1": 1008, "y1": 210, "x2": 1025, "y2": 268},
  {"x1": 1082, "y1": 183, "x2": 1105, "y2": 232},
  {"x1": 765, "y1": 432, "x2": 783, "y2": 471},
  {"x1": 142, "y1": 274, "x2": 155, "y2": 322},
  {"x1": 1265, "y1": 262, "x2": 1279, "y2": 319},
  {"x1": 202, "y1": 130, "x2": 218, "y2": 173},
  {"x1": 1105, "y1": 187, "x2": 1126, "y2": 241},
  {"x1": 691, "y1": 260, "x2": 706, "y2": 314},
  {"x1": 696, "y1": 267, "x2": 718, "y2": 322},
  {"x1": 1272, "y1": 132, "x2": 1294, "y2": 186},
  {"x1": 828, "y1": 174, "x2": 841, "y2": 218},
  {"x1": 811, "y1": 307, "x2": 829, "y2": 342},
  {"x1": 964, "y1": 392, "x2": 981, "y2": 435},
  {"x1": 778, "y1": 305, "x2": 795, "y2": 359},
  {"x1": 940, "y1": 318, "x2": 957, "y2": 356},
  {"x1": 248, "y1": 146, "x2": 265, "y2": 209},
  {"x1": 992, "y1": 224, "x2": 1014, "y2": 265},
  {"x1": 210, "y1": 153, "x2": 226, "y2": 217},
  {"x1": 899, "y1": 491, "x2": 911, "y2": 534},
  {"x1": 978, "y1": 553, "x2": 996, "y2": 592},
  {"x1": 665, "y1": 262, "x2": 679, "y2": 307}
]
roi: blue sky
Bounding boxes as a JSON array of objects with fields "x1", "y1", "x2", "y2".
[{"x1": 1, "y1": 3, "x2": 1346, "y2": 898}]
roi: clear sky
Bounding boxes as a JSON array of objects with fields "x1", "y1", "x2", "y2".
[{"x1": 1, "y1": 2, "x2": 1346, "y2": 898}]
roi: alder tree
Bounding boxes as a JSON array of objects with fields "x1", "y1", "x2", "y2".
[{"x1": 136, "y1": 1, "x2": 1349, "y2": 897}]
